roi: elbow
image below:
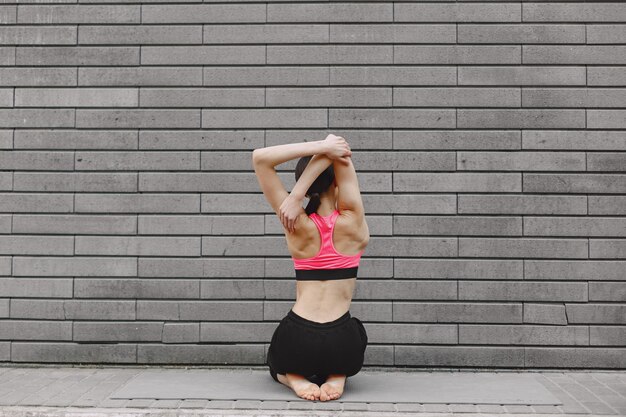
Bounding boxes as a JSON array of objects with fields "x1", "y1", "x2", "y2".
[{"x1": 252, "y1": 149, "x2": 264, "y2": 165}]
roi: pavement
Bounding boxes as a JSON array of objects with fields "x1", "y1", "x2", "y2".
[{"x1": 0, "y1": 364, "x2": 624, "y2": 417}]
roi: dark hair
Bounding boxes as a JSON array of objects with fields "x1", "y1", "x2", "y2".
[{"x1": 295, "y1": 156, "x2": 335, "y2": 215}]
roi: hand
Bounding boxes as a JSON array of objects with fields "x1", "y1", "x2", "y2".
[
  {"x1": 279, "y1": 194, "x2": 303, "y2": 233},
  {"x1": 323, "y1": 134, "x2": 352, "y2": 165}
]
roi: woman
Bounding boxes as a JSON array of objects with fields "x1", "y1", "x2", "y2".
[{"x1": 252, "y1": 134, "x2": 370, "y2": 402}]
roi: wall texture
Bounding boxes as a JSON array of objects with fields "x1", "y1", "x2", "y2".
[{"x1": 0, "y1": 1, "x2": 625, "y2": 369}]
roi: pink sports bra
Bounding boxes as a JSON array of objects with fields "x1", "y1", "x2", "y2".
[{"x1": 292, "y1": 208, "x2": 365, "y2": 281}]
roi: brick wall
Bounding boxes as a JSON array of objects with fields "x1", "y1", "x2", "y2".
[{"x1": 0, "y1": 1, "x2": 625, "y2": 368}]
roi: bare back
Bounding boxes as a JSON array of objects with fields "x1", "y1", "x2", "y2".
[{"x1": 286, "y1": 156, "x2": 369, "y2": 323}]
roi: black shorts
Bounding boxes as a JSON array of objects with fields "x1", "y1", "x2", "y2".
[{"x1": 266, "y1": 308, "x2": 368, "y2": 384}]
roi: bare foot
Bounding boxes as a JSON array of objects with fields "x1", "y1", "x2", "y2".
[
  {"x1": 319, "y1": 373, "x2": 346, "y2": 401},
  {"x1": 276, "y1": 372, "x2": 321, "y2": 401}
]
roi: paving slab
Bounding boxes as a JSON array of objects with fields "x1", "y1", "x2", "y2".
[{"x1": 0, "y1": 365, "x2": 623, "y2": 416}]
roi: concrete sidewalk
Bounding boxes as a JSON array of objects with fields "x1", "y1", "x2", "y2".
[{"x1": 0, "y1": 365, "x2": 624, "y2": 417}]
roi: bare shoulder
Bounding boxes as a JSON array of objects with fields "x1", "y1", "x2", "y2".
[{"x1": 336, "y1": 208, "x2": 369, "y2": 244}]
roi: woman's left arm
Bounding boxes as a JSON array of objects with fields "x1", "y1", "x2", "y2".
[{"x1": 252, "y1": 140, "x2": 328, "y2": 168}]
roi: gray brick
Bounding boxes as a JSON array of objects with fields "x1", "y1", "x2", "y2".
[
  {"x1": 458, "y1": 151, "x2": 585, "y2": 171},
  {"x1": 459, "y1": 237, "x2": 588, "y2": 258},
  {"x1": 141, "y1": 88, "x2": 263, "y2": 108},
  {"x1": 459, "y1": 66, "x2": 585, "y2": 85},
  {"x1": 9, "y1": 299, "x2": 65, "y2": 319},
  {"x1": 0, "y1": 215, "x2": 9, "y2": 233},
  {"x1": 395, "y1": 3, "x2": 519, "y2": 22},
  {"x1": 524, "y1": 173, "x2": 626, "y2": 193},
  {"x1": 162, "y1": 323, "x2": 199, "y2": 343},
  {"x1": 394, "y1": 87, "x2": 519, "y2": 107},
  {"x1": 74, "y1": 322, "x2": 163, "y2": 342},
  {"x1": 525, "y1": 347, "x2": 626, "y2": 368},
  {"x1": 394, "y1": 302, "x2": 522, "y2": 323},
  {"x1": 0, "y1": 320, "x2": 71, "y2": 340},
  {"x1": 588, "y1": 110, "x2": 626, "y2": 129},
  {"x1": 80, "y1": 66, "x2": 201, "y2": 86},
  {"x1": 12, "y1": 214, "x2": 136, "y2": 234},
  {"x1": 0, "y1": 26, "x2": 75, "y2": 45},
  {"x1": 333, "y1": 109, "x2": 455, "y2": 128},
  {"x1": 205, "y1": 67, "x2": 327, "y2": 86},
  {"x1": 268, "y1": 45, "x2": 392, "y2": 65},
  {"x1": 200, "y1": 322, "x2": 276, "y2": 342},
  {"x1": 332, "y1": 24, "x2": 455, "y2": 44},
  {"x1": 268, "y1": 3, "x2": 391, "y2": 22},
  {"x1": 459, "y1": 281, "x2": 588, "y2": 302},
  {"x1": 589, "y1": 282, "x2": 626, "y2": 302},
  {"x1": 76, "y1": 109, "x2": 199, "y2": 128},
  {"x1": 589, "y1": 196, "x2": 626, "y2": 215},
  {"x1": 395, "y1": 259, "x2": 522, "y2": 279},
  {"x1": 395, "y1": 45, "x2": 520, "y2": 64},
  {"x1": 590, "y1": 327, "x2": 626, "y2": 346},
  {"x1": 588, "y1": 67, "x2": 626, "y2": 86},
  {"x1": 0, "y1": 151, "x2": 74, "y2": 170},
  {"x1": 588, "y1": 152, "x2": 626, "y2": 171},
  {"x1": 524, "y1": 217, "x2": 626, "y2": 237},
  {"x1": 75, "y1": 193, "x2": 200, "y2": 213},
  {"x1": 14, "y1": 129, "x2": 137, "y2": 150},
  {"x1": 138, "y1": 215, "x2": 261, "y2": 235},
  {"x1": 12, "y1": 342, "x2": 136, "y2": 363},
  {"x1": 140, "y1": 173, "x2": 260, "y2": 192},
  {"x1": 588, "y1": 24, "x2": 626, "y2": 44},
  {"x1": 138, "y1": 257, "x2": 263, "y2": 278},
  {"x1": 525, "y1": 260, "x2": 626, "y2": 281},
  {"x1": 268, "y1": 131, "x2": 392, "y2": 152},
  {"x1": 16, "y1": 88, "x2": 137, "y2": 107},
  {"x1": 459, "y1": 24, "x2": 584, "y2": 44},
  {"x1": 201, "y1": 280, "x2": 264, "y2": 300},
  {"x1": 0, "y1": 6, "x2": 16, "y2": 23},
  {"x1": 460, "y1": 324, "x2": 588, "y2": 345},
  {"x1": 458, "y1": 109, "x2": 585, "y2": 128},
  {"x1": 0, "y1": 67, "x2": 75, "y2": 86},
  {"x1": 523, "y1": 130, "x2": 626, "y2": 150},
  {"x1": 523, "y1": 45, "x2": 626, "y2": 64},
  {"x1": 17, "y1": 46, "x2": 139, "y2": 66},
  {"x1": 142, "y1": 4, "x2": 265, "y2": 24},
  {"x1": 0, "y1": 130, "x2": 11, "y2": 148},
  {"x1": 523, "y1": 3, "x2": 626, "y2": 22},
  {"x1": 183, "y1": 301, "x2": 262, "y2": 322},
  {"x1": 14, "y1": 172, "x2": 137, "y2": 192},
  {"x1": 0, "y1": 236, "x2": 73, "y2": 255},
  {"x1": 80, "y1": 25, "x2": 201, "y2": 45},
  {"x1": 0, "y1": 256, "x2": 9, "y2": 275},
  {"x1": 524, "y1": 303, "x2": 568, "y2": 325},
  {"x1": 589, "y1": 238, "x2": 626, "y2": 258},
  {"x1": 459, "y1": 194, "x2": 587, "y2": 215},
  {"x1": 75, "y1": 151, "x2": 199, "y2": 170},
  {"x1": 13, "y1": 256, "x2": 137, "y2": 277},
  {"x1": 17, "y1": 5, "x2": 140, "y2": 24},
  {"x1": 63, "y1": 300, "x2": 135, "y2": 320},
  {"x1": 143, "y1": 46, "x2": 264, "y2": 65},
  {"x1": 0, "y1": 278, "x2": 72, "y2": 297},
  {"x1": 0, "y1": 47, "x2": 15, "y2": 66},
  {"x1": 565, "y1": 303, "x2": 626, "y2": 324},
  {"x1": 394, "y1": 215, "x2": 521, "y2": 236},
  {"x1": 364, "y1": 323, "x2": 456, "y2": 344},
  {"x1": 0, "y1": 109, "x2": 74, "y2": 128},
  {"x1": 395, "y1": 172, "x2": 520, "y2": 192},
  {"x1": 331, "y1": 66, "x2": 455, "y2": 85},
  {"x1": 75, "y1": 236, "x2": 200, "y2": 256},
  {"x1": 395, "y1": 346, "x2": 525, "y2": 367},
  {"x1": 267, "y1": 87, "x2": 391, "y2": 107},
  {"x1": 201, "y1": 151, "x2": 269, "y2": 171},
  {"x1": 202, "y1": 108, "x2": 326, "y2": 128},
  {"x1": 140, "y1": 130, "x2": 263, "y2": 150},
  {"x1": 137, "y1": 344, "x2": 260, "y2": 364},
  {"x1": 523, "y1": 88, "x2": 626, "y2": 108},
  {"x1": 76, "y1": 279, "x2": 198, "y2": 299},
  {"x1": 205, "y1": 24, "x2": 326, "y2": 44}
]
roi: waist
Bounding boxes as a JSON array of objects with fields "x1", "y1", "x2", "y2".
[{"x1": 288, "y1": 308, "x2": 351, "y2": 328}]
